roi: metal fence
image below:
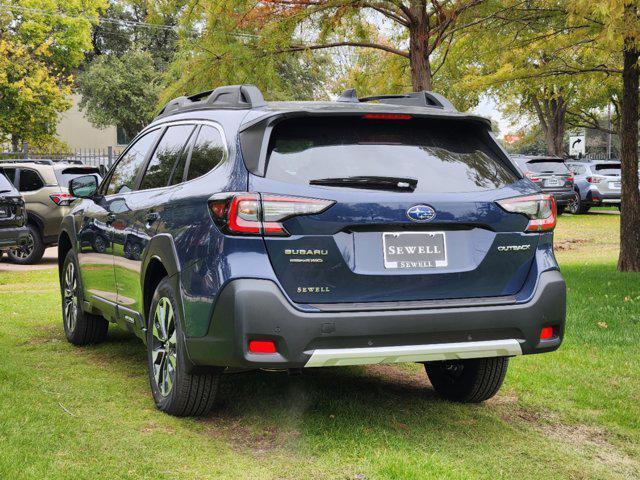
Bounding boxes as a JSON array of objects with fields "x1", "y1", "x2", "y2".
[{"x1": 0, "y1": 143, "x2": 123, "y2": 168}]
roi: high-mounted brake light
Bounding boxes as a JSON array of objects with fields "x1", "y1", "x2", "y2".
[
  {"x1": 362, "y1": 113, "x2": 412, "y2": 121},
  {"x1": 50, "y1": 193, "x2": 75, "y2": 206},
  {"x1": 497, "y1": 194, "x2": 556, "y2": 232},
  {"x1": 208, "y1": 193, "x2": 334, "y2": 236}
]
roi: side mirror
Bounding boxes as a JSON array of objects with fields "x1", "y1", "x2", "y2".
[{"x1": 69, "y1": 175, "x2": 99, "y2": 199}]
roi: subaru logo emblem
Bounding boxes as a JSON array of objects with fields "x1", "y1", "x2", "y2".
[{"x1": 406, "y1": 205, "x2": 436, "y2": 222}]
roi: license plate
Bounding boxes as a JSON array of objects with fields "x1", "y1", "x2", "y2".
[
  {"x1": 545, "y1": 178, "x2": 561, "y2": 187},
  {"x1": 383, "y1": 232, "x2": 447, "y2": 269},
  {"x1": 610, "y1": 181, "x2": 621, "y2": 189}
]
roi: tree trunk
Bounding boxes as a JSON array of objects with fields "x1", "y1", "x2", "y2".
[
  {"x1": 408, "y1": 3, "x2": 432, "y2": 91},
  {"x1": 531, "y1": 94, "x2": 566, "y2": 156},
  {"x1": 617, "y1": 43, "x2": 640, "y2": 272}
]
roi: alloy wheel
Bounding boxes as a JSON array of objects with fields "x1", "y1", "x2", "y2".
[
  {"x1": 151, "y1": 297, "x2": 177, "y2": 397},
  {"x1": 568, "y1": 193, "x2": 580, "y2": 214},
  {"x1": 12, "y1": 233, "x2": 34, "y2": 259},
  {"x1": 63, "y1": 261, "x2": 79, "y2": 332}
]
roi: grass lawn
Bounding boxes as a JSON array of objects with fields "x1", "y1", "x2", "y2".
[{"x1": 0, "y1": 209, "x2": 638, "y2": 479}]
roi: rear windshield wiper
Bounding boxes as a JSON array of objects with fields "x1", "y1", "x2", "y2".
[{"x1": 309, "y1": 176, "x2": 417, "y2": 191}]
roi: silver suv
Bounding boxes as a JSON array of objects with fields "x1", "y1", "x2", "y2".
[
  {"x1": 565, "y1": 161, "x2": 621, "y2": 214},
  {"x1": 0, "y1": 160, "x2": 101, "y2": 264}
]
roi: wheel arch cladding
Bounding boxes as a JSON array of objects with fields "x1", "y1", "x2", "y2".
[{"x1": 142, "y1": 234, "x2": 181, "y2": 326}]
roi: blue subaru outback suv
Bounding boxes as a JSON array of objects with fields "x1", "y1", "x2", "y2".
[{"x1": 59, "y1": 85, "x2": 566, "y2": 416}]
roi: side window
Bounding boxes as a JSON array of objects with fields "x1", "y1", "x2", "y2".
[
  {"x1": 140, "y1": 125, "x2": 195, "y2": 191},
  {"x1": 186, "y1": 125, "x2": 225, "y2": 181},
  {"x1": 106, "y1": 130, "x2": 160, "y2": 195},
  {"x1": 18, "y1": 169, "x2": 44, "y2": 192}
]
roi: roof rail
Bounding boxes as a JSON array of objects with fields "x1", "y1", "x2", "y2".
[
  {"x1": 0, "y1": 159, "x2": 85, "y2": 165},
  {"x1": 156, "y1": 84, "x2": 266, "y2": 119},
  {"x1": 337, "y1": 88, "x2": 457, "y2": 111}
]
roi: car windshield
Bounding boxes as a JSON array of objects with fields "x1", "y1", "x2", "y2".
[
  {"x1": 594, "y1": 164, "x2": 621, "y2": 176},
  {"x1": 523, "y1": 160, "x2": 569, "y2": 174},
  {"x1": 55, "y1": 167, "x2": 102, "y2": 187},
  {"x1": 266, "y1": 117, "x2": 518, "y2": 193}
]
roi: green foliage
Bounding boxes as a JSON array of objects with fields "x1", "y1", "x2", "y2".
[
  {"x1": 0, "y1": 0, "x2": 105, "y2": 147},
  {"x1": 160, "y1": 1, "x2": 328, "y2": 104},
  {"x1": 77, "y1": 49, "x2": 162, "y2": 139}
]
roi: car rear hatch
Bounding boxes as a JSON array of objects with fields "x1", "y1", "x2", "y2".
[
  {"x1": 522, "y1": 159, "x2": 573, "y2": 192},
  {"x1": 0, "y1": 175, "x2": 25, "y2": 228},
  {"x1": 591, "y1": 163, "x2": 621, "y2": 195},
  {"x1": 241, "y1": 114, "x2": 543, "y2": 306}
]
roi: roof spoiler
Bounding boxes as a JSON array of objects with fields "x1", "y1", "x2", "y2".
[
  {"x1": 156, "y1": 84, "x2": 266, "y2": 119},
  {"x1": 337, "y1": 88, "x2": 457, "y2": 111}
]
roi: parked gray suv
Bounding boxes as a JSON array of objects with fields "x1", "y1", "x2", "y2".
[{"x1": 565, "y1": 160, "x2": 621, "y2": 214}]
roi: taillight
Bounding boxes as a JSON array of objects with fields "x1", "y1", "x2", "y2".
[
  {"x1": 566, "y1": 176, "x2": 574, "y2": 182},
  {"x1": 497, "y1": 194, "x2": 556, "y2": 232},
  {"x1": 587, "y1": 176, "x2": 603, "y2": 184},
  {"x1": 208, "y1": 193, "x2": 334, "y2": 236},
  {"x1": 524, "y1": 172, "x2": 541, "y2": 182},
  {"x1": 50, "y1": 193, "x2": 74, "y2": 206}
]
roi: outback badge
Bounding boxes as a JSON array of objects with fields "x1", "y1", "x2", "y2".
[{"x1": 406, "y1": 204, "x2": 436, "y2": 222}]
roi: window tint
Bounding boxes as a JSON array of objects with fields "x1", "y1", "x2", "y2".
[
  {"x1": 594, "y1": 163, "x2": 621, "y2": 176},
  {"x1": 140, "y1": 125, "x2": 195, "y2": 190},
  {"x1": 186, "y1": 125, "x2": 225, "y2": 181},
  {"x1": 266, "y1": 118, "x2": 518, "y2": 193},
  {"x1": 19, "y1": 169, "x2": 44, "y2": 191},
  {"x1": 525, "y1": 160, "x2": 569, "y2": 174},
  {"x1": 106, "y1": 130, "x2": 160, "y2": 195},
  {"x1": 55, "y1": 167, "x2": 101, "y2": 188}
]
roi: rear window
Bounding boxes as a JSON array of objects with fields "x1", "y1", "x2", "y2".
[
  {"x1": 55, "y1": 167, "x2": 102, "y2": 187},
  {"x1": 523, "y1": 160, "x2": 569, "y2": 174},
  {"x1": 594, "y1": 163, "x2": 621, "y2": 176},
  {"x1": 265, "y1": 117, "x2": 518, "y2": 193}
]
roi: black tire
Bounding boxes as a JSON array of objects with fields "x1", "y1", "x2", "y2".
[
  {"x1": 92, "y1": 235, "x2": 107, "y2": 253},
  {"x1": 147, "y1": 277, "x2": 221, "y2": 417},
  {"x1": 425, "y1": 356, "x2": 509, "y2": 403},
  {"x1": 61, "y1": 250, "x2": 109, "y2": 345},
  {"x1": 567, "y1": 192, "x2": 589, "y2": 215},
  {"x1": 7, "y1": 223, "x2": 45, "y2": 264},
  {"x1": 556, "y1": 205, "x2": 565, "y2": 215}
]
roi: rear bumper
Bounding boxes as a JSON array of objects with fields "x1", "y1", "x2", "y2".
[
  {"x1": 185, "y1": 269, "x2": 566, "y2": 369},
  {"x1": 586, "y1": 188, "x2": 620, "y2": 204},
  {"x1": 0, "y1": 226, "x2": 29, "y2": 250},
  {"x1": 543, "y1": 189, "x2": 575, "y2": 205}
]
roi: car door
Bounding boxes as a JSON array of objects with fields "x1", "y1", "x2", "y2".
[
  {"x1": 111, "y1": 123, "x2": 196, "y2": 327},
  {"x1": 82, "y1": 129, "x2": 162, "y2": 321}
]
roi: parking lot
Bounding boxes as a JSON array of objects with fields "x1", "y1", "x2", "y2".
[{"x1": 0, "y1": 209, "x2": 637, "y2": 480}]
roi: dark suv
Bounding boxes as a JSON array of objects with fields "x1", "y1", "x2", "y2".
[
  {"x1": 511, "y1": 155, "x2": 575, "y2": 214},
  {"x1": 59, "y1": 85, "x2": 566, "y2": 416}
]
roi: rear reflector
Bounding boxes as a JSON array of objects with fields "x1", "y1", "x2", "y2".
[
  {"x1": 540, "y1": 327, "x2": 554, "y2": 340},
  {"x1": 497, "y1": 194, "x2": 556, "y2": 232},
  {"x1": 209, "y1": 193, "x2": 334, "y2": 237},
  {"x1": 248, "y1": 340, "x2": 277, "y2": 354},
  {"x1": 362, "y1": 113, "x2": 412, "y2": 121}
]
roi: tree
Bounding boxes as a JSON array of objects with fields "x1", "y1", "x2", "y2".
[
  {"x1": 77, "y1": 49, "x2": 161, "y2": 140},
  {"x1": 160, "y1": 1, "x2": 329, "y2": 104},
  {"x1": 0, "y1": 0, "x2": 105, "y2": 148},
  {"x1": 185, "y1": 0, "x2": 497, "y2": 93},
  {"x1": 570, "y1": 0, "x2": 640, "y2": 272}
]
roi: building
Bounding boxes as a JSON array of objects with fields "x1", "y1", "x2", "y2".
[{"x1": 56, "y1": 94, "x2": 129, "y2": 150}]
